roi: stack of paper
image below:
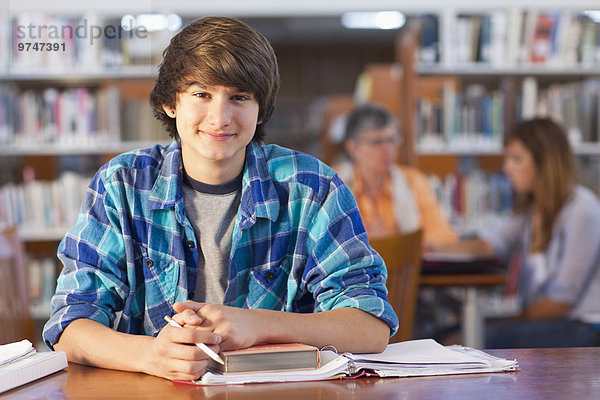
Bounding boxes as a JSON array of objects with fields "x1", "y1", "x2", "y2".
[
  {"x1": 348, "y1": 340, "x2": 518, "y2": 377},
  {"x1": 0, "y1": 340, "x2": 36, "y2": 366},
  {"x1": 0, "y1": 340, "x2": 67, "y2": 394},
  {"x1": 188, "y1": 339, "x2": 518, "y2": 385}
]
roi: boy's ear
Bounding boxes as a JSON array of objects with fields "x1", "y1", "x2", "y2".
[{"x1": 163, "y1": 105, "x2": 176, "y2": 118}]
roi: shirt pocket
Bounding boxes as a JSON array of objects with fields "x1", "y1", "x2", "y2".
[
  {"x1": 138, "y1": 245, "x2": 181, "y2": 334},
  {"x1": 247, "y1": 257, "x2": 290, "y2": 309}
]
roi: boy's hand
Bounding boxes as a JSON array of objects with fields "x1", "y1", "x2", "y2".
[
  {"x1": 174, "y1": 301, "x2": 264, "y2": 351},
  {"x1": 144, "y1": 314, "x2": 222, "y2": 381}
]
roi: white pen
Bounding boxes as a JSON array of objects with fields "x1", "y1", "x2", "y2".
[{"x1": 163, "y1": 315, "x2": 225, "y2": 365}]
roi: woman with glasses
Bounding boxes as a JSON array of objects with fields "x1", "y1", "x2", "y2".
[{"x1": 336, "y1": 103, "x2": 457, "y2": 247}]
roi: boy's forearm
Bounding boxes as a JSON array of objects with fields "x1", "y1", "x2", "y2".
[
  {"x1": 54, "y1": 319, "x2": 152, "y2": 373},
  {"x1": 255, "y1": 307, "x2": 390, "y2": 353}
]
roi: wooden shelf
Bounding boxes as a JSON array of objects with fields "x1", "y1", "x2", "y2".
[
  {"x1": 0, "y1": 67, "x2": 157, "y2": 82},
  {"x1": 416, "y1": 142, "x2": 600, "y2": 156},
  {"x1": 416, "y1": 65, "x2": 600, "y2": 77},
  {"x1": 30, "y1": 303, "x2": 52, "y2": 320},
  {"x1": 18, "y1": 227, "x2": 68, "y2": 242},
  {"x1": 0, "y1": 141, "x2": 171, "y2": 156}
]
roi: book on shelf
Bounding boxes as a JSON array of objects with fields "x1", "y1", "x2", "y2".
[
  {"x1": 0, "y1": 340, "x2": 67, "y2": 394},
  {"x1": 8, "y1": 12, "x2": 170, "y2": 72},
  {"x1": 207, "y1": 343, "x2": 320, "y2": 374},
  {"x1": 27, "y1": 257, "x2": 57, "y2": 317},
  {"x1": 0, "y1": 170, "x2": 90, "y2": 232},
  {"x1": 424, "y1": 9, "x2": 599, "y2": 68},
  {"x1": 530, "y1": 13, "x2": 558, "y2": 64},
  {"x1": 414, "y1": 75, "x2": 600, "y2": 152},
  {"x1": 181, "y1": 339, "x2": 518, "y2": 386},
  {"x1": 427, "y1": 171, "x2": 513, "y2": 235},
  {"x1": 418, "y1": 14, "x2": 439, "y2": 64},
  {"x1": 0, "y1": 85, "x2": 121, "y2": 148}
]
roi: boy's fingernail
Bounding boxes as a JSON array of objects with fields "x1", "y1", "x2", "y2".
[
  {"x1": 215, "y1": 335, "x2": 222, "y2": 344},
  {"x1": 191, "y1": 315, "x2": 202, "y2": 323}
]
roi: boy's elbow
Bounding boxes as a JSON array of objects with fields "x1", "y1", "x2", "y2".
[
  {"x1": 372, "y1": 334, "x2": 390, "y2": 353},
  {"x1": 365, "y1": 317, "x2": 393, "y2": 353}
]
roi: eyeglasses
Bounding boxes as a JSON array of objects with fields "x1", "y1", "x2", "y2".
[{"x1": 357, "y1": 135, "x2": 402, "y2": 146}]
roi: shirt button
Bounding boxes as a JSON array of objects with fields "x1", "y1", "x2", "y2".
[
  {"x1": 265, "y1": 271, "x2": 275, "y2": 280},
  {"x1": 145, "y1": 259, "x2": 154, "y2": 268},
  {"x1": 187, "y1": 241, "x2": 195, "y2": 248},
  {"x1": 188, "y1": 292, "x2": 195, "y2": 299}
]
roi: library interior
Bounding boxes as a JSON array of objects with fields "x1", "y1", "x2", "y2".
[{"x1": 1, "y1": 1, "x2": 599, "y2": 398}]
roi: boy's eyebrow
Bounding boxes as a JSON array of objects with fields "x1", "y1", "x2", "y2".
[
  {"x1": 183, "y1": 82, "x2": 207, "y2": 90},
  {"x1": 184, "y1": 83, "x2": 253, "y2": 94}
]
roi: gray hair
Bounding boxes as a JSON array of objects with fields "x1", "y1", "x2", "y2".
[{"x1": 343, "y1": 103, "x2": 397, "y2": 142}]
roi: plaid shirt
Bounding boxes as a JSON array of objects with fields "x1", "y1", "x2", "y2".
[{"x1": 43, "y1": 141, "x2": 398, "y2": 347}]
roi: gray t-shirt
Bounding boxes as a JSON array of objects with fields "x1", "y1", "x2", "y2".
[
  {"x1": 479, "y1": 185, "x2": 600, "y2": 323},
  {"x1": 182, "y1": 170, "x2": 242, "y2": 304}
]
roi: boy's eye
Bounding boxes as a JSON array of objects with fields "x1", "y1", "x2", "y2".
[
  {"x1": 232, "y1": 94, "x2": 250, "y2": 101},
  {"x1": 193, "y1": 92, "x2": 210, "y2": 98}
]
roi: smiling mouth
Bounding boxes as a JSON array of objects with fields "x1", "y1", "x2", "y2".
[{"x1": 201, "y1": 131, "x2": 235, "y2": 141}]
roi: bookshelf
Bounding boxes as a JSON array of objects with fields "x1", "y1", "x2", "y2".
[
  {"x1": 349, "y1": 7, "x2": 600, "y2": 233},
  {"x1": 420, "y1": 4, "x2": 600, "y2": 230},
  {"x1": 0, "y1": 10, "x2": 173, "y2": 328}
]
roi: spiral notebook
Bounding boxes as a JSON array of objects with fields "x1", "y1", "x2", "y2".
[{"x1": 179, "y1": 339, "x2": 518, "y2": 386}]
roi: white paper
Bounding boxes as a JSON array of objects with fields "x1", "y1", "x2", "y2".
[
  {"x1": 191, "y1": 339, "x2": 518, "y2": 386},
  {"x1": 197, "y1": 353, "x2": 349, "y2": 385},
  {"x1": 0, "y1": 340, "x2": 36, "y2": 367},
  {"x1": 349, "y1": 339, "x2": 490, "y2": 366}
]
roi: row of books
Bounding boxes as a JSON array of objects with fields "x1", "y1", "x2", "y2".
[
  {"x1": 27, "y1": 257, "x2": 57, "y2": 318},
  {"x1": 428, "y1": 171, "x2": 514, "y2": 235},
  {"x1": 417, "y1": 10, "x2": 600, "y2": 67},
  {"x1": 1, "y1": 12, "x2": 174, "y2": 72},
  {"x1": 416, "y1": 83, "x2": 505, "y2": 152},
  {"x1": 0, "y1": 171, "x2": 90, "y2": 232},
  {"x1": 429, "y1": 164, "x2": 600, "y2": 235},
  {"x1": 0, "y1": 85, "x2": 166, "y2": 149},
  {"x1": 416, "y1": 77, "x2": 600, "y2": 151}
]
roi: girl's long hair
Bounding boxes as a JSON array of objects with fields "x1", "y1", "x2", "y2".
[{"x1": 506, "y1": 118, "x2": 576, "y2": 252}]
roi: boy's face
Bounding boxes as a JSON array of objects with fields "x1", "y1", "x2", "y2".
[{"x1": 165, "y1": 84, "x2": 260, "y2": 183}]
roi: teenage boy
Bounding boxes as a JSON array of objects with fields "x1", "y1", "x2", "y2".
[{"x1": 43, "y1": 17, "x2": 398, "y2": 381}]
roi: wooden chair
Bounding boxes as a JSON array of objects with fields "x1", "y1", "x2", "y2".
[
  {"x1": 370, "y1": 229, "x2": 423, "y2": 343},
  {"x1": 0, "y1": 226, "x2": 33, "y2": 344}
]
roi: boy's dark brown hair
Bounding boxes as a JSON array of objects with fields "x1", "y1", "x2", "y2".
[{"x1": 150, "y1": 16, "x2": 280, "y2": 141}]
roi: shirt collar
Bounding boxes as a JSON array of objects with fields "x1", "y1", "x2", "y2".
[
  {"x1": 239, "y1": 141, "x2": 280, "y2": 229},
  {"x1": 148, "y1": 141, "x2": 182, "y2": 210},
  {"x1": 147, "y1": 140, "x2": 281, "y2": 226}
]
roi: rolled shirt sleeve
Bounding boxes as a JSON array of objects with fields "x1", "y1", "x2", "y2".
[
  {"x1": 302, "y1": 174, "x2": 399, "y2": 336},
  {"x1": 43, "y1": 172, "x2": 128, "y2": 348}
]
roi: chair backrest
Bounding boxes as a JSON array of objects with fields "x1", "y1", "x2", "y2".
[
  {"x1": 0, "y1": 226, "x2": 32, "y2": 344},
  {"x1": 370, "y1": 229, "x2": 423, "y2": 343}
]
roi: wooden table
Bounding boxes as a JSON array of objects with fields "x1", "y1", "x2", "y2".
[
  {"x1": 420, "y1": 259, "x2": 507, "y2": 349},
  {"x1": 2, "y1": 347, "x2": 598, "y2": 399}
]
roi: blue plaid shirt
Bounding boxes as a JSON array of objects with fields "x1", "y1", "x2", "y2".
[{"x1": 43, "y1": 141, "x2": 398, "y2": 347}]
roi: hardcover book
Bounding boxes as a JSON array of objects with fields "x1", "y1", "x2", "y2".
[{"x1": 208, "y1": 343, "x2": 320, "y2": 374}]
